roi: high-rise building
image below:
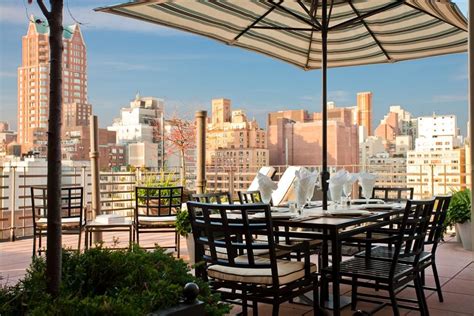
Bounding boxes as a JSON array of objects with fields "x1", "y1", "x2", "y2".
[
  {"x1": 18, "y1": 17, "x2": 87, "y2": 156},
  {"x1": 267, "y1": 107, "x2": 358, "y2": 168},
  {"x1": 355, "y1": 92, "x2": 373, "y2": 136},
  {"x1": 206, "y1": 98, "x2": 268, "y2": 193},
  {"x1": 108, "y1": 94, "x2": 165, "y2": 168},
  {"x1": 407, "y1": 114, "x2": 465, "y2": 198}
]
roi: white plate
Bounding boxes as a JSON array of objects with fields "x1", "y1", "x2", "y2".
[
  {"x1": 350, "y1": 199, "x2": 385, "y2": 205},
  {"x1": 271, "y1": 207, "x2": 291, "y2": 212},
  {"x1": 252, "y1": 212, "x2": 296, "y2": 219},
  {"x1": 356, "y1": 204, "x2": 393, "y2": 210},
  {"x1": 325, "y1": 210, "x2": 372, "y2": 216}
]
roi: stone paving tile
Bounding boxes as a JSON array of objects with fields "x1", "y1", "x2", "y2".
[
  {"x1": 425, "y1": 292, "x2": 474, "y2": 314},
  {"x1": 455, "y1": 265, "x2": 474, "y2": 281},
  {"x1": 443, "y1": 278, "x2": 474, "y2": 295}
]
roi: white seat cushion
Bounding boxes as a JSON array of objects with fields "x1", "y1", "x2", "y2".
[
  {"x1": 37, "y1": 217, "x2": 82, "y2": 228},
  {"x1": 208, "y1": 256, "x2": 317, "y2": 285},
  {"x1": 137, "y1": 215, "x2": 176, "y2": 226}
]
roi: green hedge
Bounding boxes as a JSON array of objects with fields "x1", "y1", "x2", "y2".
[{"x1": 0, "y1": 246, "x2": 229, "y2": 315}]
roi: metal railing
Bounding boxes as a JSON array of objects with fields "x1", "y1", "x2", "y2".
[{"x1": 0, "y1": 163, "x2": 469, "y2": 241}]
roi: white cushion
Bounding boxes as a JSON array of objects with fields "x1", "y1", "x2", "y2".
[
  {"x1": 37, "y1": 217, "x2": 82, "y2": 228},
  {"x1": 272, "y1": 166, "x2": 302, "y2": 206},
  {"x1": 208, "y1": 255, "x2": 317, "y2": 285},
  {"x1": 137, "y1": 215, "x2": 176, "y2": 226}
]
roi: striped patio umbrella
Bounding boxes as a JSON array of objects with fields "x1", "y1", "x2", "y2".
[{"x1": 96, "y1": 0, "x2": 468, "y2": 209}]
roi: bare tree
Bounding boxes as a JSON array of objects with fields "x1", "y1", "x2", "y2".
[
  {"x1": 30, "y1": 0, "x2": 64, "y2": 296},
  {"x1": 163, "y1": 117, "x2": 196, "y2": 187}
]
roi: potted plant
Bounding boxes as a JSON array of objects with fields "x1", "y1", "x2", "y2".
[
  {"x1": 446, "y1": 189, "x2": 472, "y2": 250},
  {"x1": 176, "y1": 206, "x2": 195, "y2": 264}
]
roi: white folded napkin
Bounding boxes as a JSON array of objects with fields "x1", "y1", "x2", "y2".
[
  {"x1": 358, "y1": 172, "x2": 377, "y2": 199},
  {"x1": 328, "y1": 169, "x2": 347, "y2": 202},
  {"x1": 295, "y1": 168, "x2": 319, "y2": 209},
  {"x1": 343, "y1": 172, "x2": 359, "y2": 197},
  {"x1": 256, "y1": 172, "x2": 278, "y2": 204}
]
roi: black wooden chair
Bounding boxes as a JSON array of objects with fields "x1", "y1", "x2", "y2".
[
  {"x1": 358, "y1": 186, "x2": 414, "y2": 202},
  {"x1": 355, "y1": 195, "x2": 451, "y2": 302},
  {"x1": 322, "y1": 198, "x2": 435, "y2": 315},
  {"x1": 238, "y1": 190, "x2": 263, "y2": 204},
  {"x1": 134, "y1": 186, "x2": 183, "y2": 256},
  {"x1": 186, "y1": 202, "x2": 321, "y2": 316},
  {"x1": 31, "y1": 186, "x2": 85, "y2": 256},
  {"x1": 190, "y1": 192, "x2": 233, "y2": 204},
  {"x1": 349, "y1": 186, "x2": 415, "y2": 246}
]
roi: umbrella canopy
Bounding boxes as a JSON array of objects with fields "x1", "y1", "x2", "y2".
[
  {"x1": 96, "y1": 0, "x2": 467, "y2": 69},
  {"x1": 96, "y1": 0, "x2": 467, "y2": 208}
]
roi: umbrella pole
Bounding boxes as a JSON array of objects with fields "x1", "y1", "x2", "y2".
[{"x1": 321, "y1": 0, "x2": 329, "y2": 210}]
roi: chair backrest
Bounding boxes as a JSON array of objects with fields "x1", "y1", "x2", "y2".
[
  {"x1": 426, "y1": 195, "x2": 451, "y2": 249},
  {"x1": 189, "y1": 192, "x2": 233, "y2": 204},
  {"x1": 238, "y1": 190, "x2": 263, "y2": 204},
  {"x1": 390, "y1": 198, "x2": 435, "y2": 277},
  {"x1": 30, "y1": 186, "x2": 84, "y2": 224},
  {"x1": 369, "y1": 187, "x2": 414, "y2": 202},
  {"x1": 135, "y1": 186, "x2": 183, "y2": 217},
  {"x1": 186, "y1": 202, "x2": 280, "y2": 286}
]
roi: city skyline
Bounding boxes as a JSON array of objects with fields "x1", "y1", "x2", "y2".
[{"x1": 0, "y1": 0, "x2": 469, "y2": 135}]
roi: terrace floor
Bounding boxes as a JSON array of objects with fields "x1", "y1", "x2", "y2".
[{"x1": 1, "y1": 233, "x2": 473, "y2": 315}]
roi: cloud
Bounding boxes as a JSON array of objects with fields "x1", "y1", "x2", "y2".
[
  {"x1": 452, "y1": 67, "x2": 468, "y2": 81},
  {"x1": 0, "y1": 2, "x2": 184, "y2": 36},
  {"x1": 432, "y1": 94, "x2": 467, "y2": 103},
  {"x1": 0, "y1": 71, "x2": 17, "y2": 78},
  {"x1": 99, "y1": 61, "x2": 162, "y2": 72}
]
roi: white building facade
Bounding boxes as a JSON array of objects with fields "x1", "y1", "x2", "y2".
[
  {"x1": 108, "y1": 94, "x2": 165, "y2": 168},
  {"x1": 407, "y1": 114, "x2": 465, "y2": 199}
]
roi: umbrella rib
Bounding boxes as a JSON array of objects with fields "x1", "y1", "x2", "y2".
[
  {"x1": 269, "y1": 0, "x2": 321, "y2": 31},
  {"x1": 404, "y1": 2, "x2": 467, "y2": 32},
  {"x1": 233, "y1": 1, "x2": 282, "y2": 42},
  {"x1": 297, "y1": 0, "x2": 322, "y2": 29},
  {"x1": 329, "y1": 1, "x2": 404, "y2": 31},
  {"x1": 305, "y1": 29, "x2": 315, "y2": 69},
  {"x1": 348, "y1": 2, "x2": 392, "y2": 62}
]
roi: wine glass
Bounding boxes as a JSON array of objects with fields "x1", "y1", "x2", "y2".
[
  {"x1": 261, "y1": 190, "x2": 272, "y2": 204},
  {"x1": 342, "y1": 182, "x2": 353, "y2": 206},
  {"x1": 360, "y1": 179, "x2": 376, "y2": 205}
]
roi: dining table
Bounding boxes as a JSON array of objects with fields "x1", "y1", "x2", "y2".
[{"x1": 269, "y1": 202, "x2": 405, "y2": 316}]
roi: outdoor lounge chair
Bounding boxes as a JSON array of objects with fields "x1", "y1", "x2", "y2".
[
  {"x1": 134, "y1": 186, "x2": 183, "y2": 256},
  {"x1": 31, "y1": 186, "x2": 85, "y2": 256}
]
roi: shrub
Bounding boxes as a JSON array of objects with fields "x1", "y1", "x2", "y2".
[
  {"x1": 445, "y1": 189, "x2": 471, "y2": 229},
  {"x1": 0, "y1": 246, "x2": 230, "y2": 316},
  {"x1": 176, "y1": 207, "x2": 192, "y2": 237}
]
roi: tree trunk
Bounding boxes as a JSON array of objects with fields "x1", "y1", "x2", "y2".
[
  {"x1": 180, "y1": 149, "x2": 186, "y2": 187},
  {"x1": 45, "y1": 0, "x2": 64, "y2": 296}
]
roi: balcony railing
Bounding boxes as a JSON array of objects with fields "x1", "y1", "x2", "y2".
[{"x1": 0, "y1": 163, "x2": 469, "y2": 241}]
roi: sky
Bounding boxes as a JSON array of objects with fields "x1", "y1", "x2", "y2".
[{"x1": 0, "y1": 0, "x2": 469, "y2": 135}]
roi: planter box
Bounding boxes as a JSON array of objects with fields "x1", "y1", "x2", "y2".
[
  {"x1": 456, "y1": 221, "x2": 472, "y2": 251},
  {"x1": 151, "y1": 300, "x2": 204, "y2": 316},
  {"x1": 186, "y1": 234, "x2": 195, "y2": 264}
]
